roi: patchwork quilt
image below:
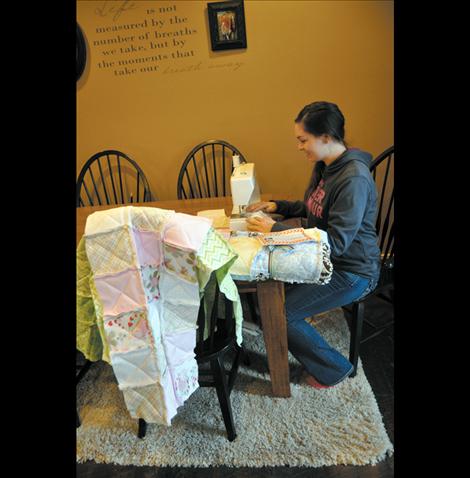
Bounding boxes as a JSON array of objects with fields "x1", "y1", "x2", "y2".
[{"x1": 77, "y1": 206, "x2": 243, "y2": 426}]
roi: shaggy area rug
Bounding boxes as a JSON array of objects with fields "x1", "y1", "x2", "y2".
[{"x1": 77, "y1": 308, "x2": 394, "y2": 467}]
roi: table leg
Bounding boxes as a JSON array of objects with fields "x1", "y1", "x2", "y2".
[{"x1": 256, "y1": 280, "x2": 291, "y2": 397}]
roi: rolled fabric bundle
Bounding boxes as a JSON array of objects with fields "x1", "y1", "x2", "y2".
[
  {"x1": 228, "y1": 228, "x2": 332, "y2": 284},
  {"x1": 250, "y1": 242, "x2": 332, "y2": 284}
]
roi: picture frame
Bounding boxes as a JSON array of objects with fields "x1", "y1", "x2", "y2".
[{"x1": 207, "y1": 1, "x2": 247, "y2": 51}]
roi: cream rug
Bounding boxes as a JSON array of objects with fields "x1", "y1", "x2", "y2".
[{"x1": 77, "y1": 308, "x2": 394, "y2": 467}]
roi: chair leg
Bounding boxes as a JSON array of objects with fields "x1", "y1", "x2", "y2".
[
  {"x1": 227, "y1": 346, "x2": 243, "y2": 393},
  {"x1": 76, "y1": 359, "x2": 93, "y2": 429},
  {"x1": 137, "y1": 418, "x2": 147, "y2": 439},
  {"x1": 211, "y1": 356, "x2": 237, "y2": 441},
  {"x1": 246, "y1": 292, "x2": 259, "y2": 325},
  {"x1": 76, "y1": 359, "x2": 93, "y2": 385},
  {"x1": 349, "y1": 301, "x2": 365, "y2": 378},
  {"x1": 241, "y1": 344, "x2": 251, "y2": 367}
]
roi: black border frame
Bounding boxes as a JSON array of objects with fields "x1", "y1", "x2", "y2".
[{"x1": 207, "y1": 0, "x2": 247, "y2": 51}]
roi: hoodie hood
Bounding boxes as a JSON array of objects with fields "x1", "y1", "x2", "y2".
[{"x1": 323, "y1": 148, "x2": 372, "y2": 177}]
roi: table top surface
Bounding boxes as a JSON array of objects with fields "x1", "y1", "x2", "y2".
[{"x1": 76, "y1": 194, "x2": 293, "y2": 246}]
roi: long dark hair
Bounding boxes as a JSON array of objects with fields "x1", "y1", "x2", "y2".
[{"x1": 295, "y1": 101, "x2": 347, "y2": 200}]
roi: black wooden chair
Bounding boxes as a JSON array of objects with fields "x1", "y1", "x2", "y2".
[
  {"x1": 177, "y1": 140, "x2": 247, "y2": 199},
  {"x1": 76, "y1": 150, "x2": 152, "y2": 427},
  {"x1": 138, "y1": 280, "x2": 244, "y2": 441},
  {"x1": 177, "y1": 140, "x2": 260, "y2": 324},
  {"x1": 348, "y1": 146, "x2": 394, "y2": 377},
  {"x1": 77, "y1": 150, "x2": 152, "y2": 207}
]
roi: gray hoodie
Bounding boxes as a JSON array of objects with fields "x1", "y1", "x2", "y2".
[{"x1": 272, "y1": 148, "x2": 381, "y2": 280}]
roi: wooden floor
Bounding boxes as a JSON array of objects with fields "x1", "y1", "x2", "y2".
[{"x1": 77, "y1": 293, "x2": 394, "y2": 478}]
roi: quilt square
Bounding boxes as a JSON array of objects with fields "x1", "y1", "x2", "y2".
[
  {"x1": 132, "y1": 229, "x2": 163, "y2": 267},
  {"x1": 122, "y1": 382, "x2": 169, "y2": 425},
  {"x1": 85, "y1": 206, "x2": 132, "y2": 236},
  {"x1": 103, "y1": 309, "x2": 152, "y2": 354},
  {"x1": 141, "y1": 265, "x2": 162, "y2": 303},
  {"x1": 169, "y1": 359, "x2": 199, "y2": 407},
  {"x1": 163, "y1": 212, "x2": 211, "y2": 252},
  {"x1": 94, "y1": 268, "x2": 146, "y2": 316},
  {"x1": 158, "y1": 270, "x2": 200, "y2": 305},
  {"x1": 140, "y1": 266, "x2": 161, "y2": 303},
  {"x1": 162, "y1": 328, "x2": 197, "y2": 367},
  {"x1": 163, "y1": 243, "x2": 198, "y2": 284},
  {"x1": 130, "y1": 207, "x2": 175, "y2": 232},
  {"x1": 111, "y1": 346, "x2": 161, "y2": 388},
  {"x1": 162, "y1": 302, "x2": 200, "y2": 335},
  {"x1": 85, "y1": 226, "x2": 137, "y2": 276},
  {"x1": 146, "y1": 300, "x2": 163, "y2": 343}
]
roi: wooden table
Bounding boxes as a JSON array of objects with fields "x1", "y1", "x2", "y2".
[{"x1": 77, "y1": 195, "x2": 292, "y2": 397}]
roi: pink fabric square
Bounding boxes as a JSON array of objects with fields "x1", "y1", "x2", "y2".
[
  {"x1": 94, "y1": 268, "x2": 147, "y2": 316},
  {"x1": 163, "y1": 213, "x2": 211, "y2": 251},
  {"x1": 132, "y1": 229, "x2": 163, "y2": 267},
  {"x1": 163, "y1": 329, "x2": 197, "y2": 367}
]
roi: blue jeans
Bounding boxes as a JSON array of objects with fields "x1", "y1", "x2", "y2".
[{"x1": 285, "y1": 270, "x2": 378, "y2": 386}]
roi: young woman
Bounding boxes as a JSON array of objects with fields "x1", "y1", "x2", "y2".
[{"x1": 246, "y1": 101, "x2": 381, "y2": 388}]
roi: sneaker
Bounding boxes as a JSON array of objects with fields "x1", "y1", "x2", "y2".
[
  {"x1": 302, "y1": 363, "x2": 354, "y2": 389},
  {"x1": 303, "y1": 373, "x2": 335, "y2": 389}
]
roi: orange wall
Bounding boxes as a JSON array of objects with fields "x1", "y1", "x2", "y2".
[{"x1": 77, "y1": 0, "x2": 393, "y2": 201}]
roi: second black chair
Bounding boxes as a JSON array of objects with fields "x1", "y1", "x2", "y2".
[
  {"x1": 77, "y1": 150, "x2": 153, "y2": 207},
  {"x1": 177, "y1": 140, "x2": 246, "y2": 199},
  {"x1": 177, "y1": 140, "x2": 259, "y2": 324}
]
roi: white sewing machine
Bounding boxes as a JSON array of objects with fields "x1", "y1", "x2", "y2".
[{"x1": 230, "y1": 157, "x2": 261, "y2": 216}]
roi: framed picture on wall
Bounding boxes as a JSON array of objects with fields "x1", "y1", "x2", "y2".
[{"x1": 207, "y1": 1, "x2": 247, "y2": 51}]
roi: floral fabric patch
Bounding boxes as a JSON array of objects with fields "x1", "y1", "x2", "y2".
[
  {"x1": 163, "y1": 243, "x2": 198, "y2": 283},
  {"x1": 103, "y1": 309, "x2": 152, "y2": 354},
  {"x1": 141, "y1": 265, "x2": 161, "y2": 303}
]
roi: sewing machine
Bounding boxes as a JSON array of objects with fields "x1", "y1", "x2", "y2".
[{"x1": 230, "y1": 159, "x2": 261, "y2": 217}]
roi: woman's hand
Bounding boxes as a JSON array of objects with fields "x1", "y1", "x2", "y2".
[
  {"x1": 245, "y1": 201, "x2": 278, "y2": 213},
  {"x1": 246, "y1": 215, "x2": 276, "y2": 233}
]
